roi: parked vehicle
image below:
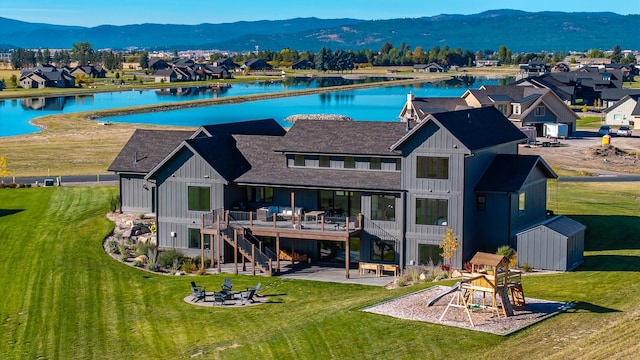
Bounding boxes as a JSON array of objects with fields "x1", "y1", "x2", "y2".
[
  {"x1": 617, "y1": 126, "x2": 632, "y2": 137},
  {"x1": 545, "y1": 123, "x2": 568, "y2": 139},
  {"x1": 598, "y1": 125, "x2": 612, "y2": 136}
]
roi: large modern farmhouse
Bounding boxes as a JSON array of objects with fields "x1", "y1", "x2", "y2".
[{"x1": 110, "y1": 107, "x2": 583, "y2": 276}]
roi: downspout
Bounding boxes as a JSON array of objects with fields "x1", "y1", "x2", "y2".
[{"x1": 507, "y1": 193, "x2": 512, "y2": 248}]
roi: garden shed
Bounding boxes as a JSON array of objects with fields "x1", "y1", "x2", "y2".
[{"x1": 516, "y1": 215, "x2": 586, "y2": 271}]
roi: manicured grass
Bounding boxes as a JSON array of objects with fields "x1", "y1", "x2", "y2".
[
  {"x1": 576, "y1": 116, "x2": 605, "y2": 129},
  {"x1": 1, "y1": 183, "x2": 639, "y2": 359}
]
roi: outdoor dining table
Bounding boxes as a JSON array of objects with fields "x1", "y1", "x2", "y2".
[{"x1": 304, "y1": 210, "x2": 325, "y2": 224}]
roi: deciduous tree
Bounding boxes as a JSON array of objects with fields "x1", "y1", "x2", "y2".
[{"x1": 439, "y1": 226, "x2": 459, "y2": 272}]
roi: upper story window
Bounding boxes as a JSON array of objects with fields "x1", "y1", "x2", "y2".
[
  {"x1": 477, "y1": 195, "x2": 486, "y2": 211},
  {"x1": 371, "y1": 194, "x2": 396, "y2": 221},
  {"x1": 294, "y1": 154, "x2": 305, "y2": 166},
  {"x1": 416, "y1": 156, "x2": 449, "y2": 179},
  {"x1": 319, "y1": 156, "x2": 330, "y2": 168},
  {"x1": 514, "y1": 105, "x2": 521, "y2": 115},
  {"x1": 497, "y1": 104, "x2": 509, "y2": 115},
  {"x1": 370, "y1": 158, "x2": 381, "y2": 170},
  {"x1": 416, "y1": 198, "x2": 448, "y2": 226},
  {"x1": 188, "y1": 186, "x2": 210, "y2": 211},
  {"x1": 344, "y1": 157, "x2": 355, "y2": 169},
  {"x1": 534, "y1": 106, "x2": 546, "y2": 117}
]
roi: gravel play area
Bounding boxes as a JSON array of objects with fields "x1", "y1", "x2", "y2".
[{"x1": 362, "y1": 286, "x2": 570, "y2": 336}]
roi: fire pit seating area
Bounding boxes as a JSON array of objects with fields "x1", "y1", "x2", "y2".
[{"x1": 257, "y1": 206, "x2": 305, "y2": 221}]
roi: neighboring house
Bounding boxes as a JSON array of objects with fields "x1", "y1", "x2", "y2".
[
  {"x1": 413, "y1": 62, "x2": 447, "y2": 73},
  {"x1": 212, "y1": 58, "x2": 237, "y2": 70},
  {"x1": 516, "y1": 61, "x2": 549, "y2": 80},
  {"x1": 603, "y1": 94, "x2": 640, "y2": 129},
  {"x1": 291, "y1": 59, "x2": 314, "y2": 70},
  {"x1": 552, "y1": 63, "x2": 570, "y2": 73},
  {"x1": 475, "y1": 60, "x2": 500, "y2": 67},
  {"x1": 154, "y1": 68, "x2": 179, "y2": 83},
  {"x1": 600, "y1": 88, "x2": 640, "y2": 108},
  {"x1": 149, "y1": 58, "x2": 170, "y2": 71},
  {"x1": 19, "y1": 64, "x2": 75, "y2": 89},
  {"x1": 399, "y1": 85, "x2": 579, "y2": 136},
  {"x1": 241, "y1": 59, "x2": 273, "y2": 71},
  {"x1": 111, "y1": 107, "x2": 578, "y2": 276},
  {"x1": 70, "y1": 65, "x2": 106, "y2": 78}
]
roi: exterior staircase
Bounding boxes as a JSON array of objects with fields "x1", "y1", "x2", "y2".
[{"x1": 218, "y1": 217, "x2": 273, "y2": 276}]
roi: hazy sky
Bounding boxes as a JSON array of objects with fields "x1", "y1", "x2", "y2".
[{"x1": 1, "y1": 0, "x2": 638, "y2": 27}]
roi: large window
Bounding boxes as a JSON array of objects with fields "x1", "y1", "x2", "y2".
[
  {"x1": 247, "y1": 187, "x2": 273, "y2": 203},
  {"x1": 418, "y1": 244, "x2": 443, "y2": 266},
  {"x1": 416, "y1": 198, "x2": 448, "y2": 225},
  {"x1": 416, "y1": 156, "x2": 449, "y2": 179},
  {"x1": 188, "y1": 186, "x2": 210, "y2": 211},
  {"x1": 371, "y1": 194, "x2": 396, "y2": 221},
  {"x1": 371, "y1": 238, "x2": 396, "y2": 262},
  {"x1": 188, "y1": 228, "x2": 211, "y2": 249}
]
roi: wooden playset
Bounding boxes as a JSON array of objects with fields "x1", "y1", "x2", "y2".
[{"x1": 432, "y1": 252, "x2": 525, "y2": 327}]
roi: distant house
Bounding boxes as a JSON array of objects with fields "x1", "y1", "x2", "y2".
[
  {"x1": 149, "y1": 58, "x2": 169, "y2": 71},
  {"x1": 516, "y1": 61, "x2": 549, "y2": 80},
  {"x1": 399, "y1": 84, "x2": 579, "y2": 136},
  {"x1": 603, "y1": 94, "x2": 640, "y2": 129},
  {"x1": 291, "y1": 59, "x2": 314, "y2": 70},
  {"x1": 475, "y1": 60, "x2": 500, "y2": 67},
  {"x1": 154, "y1": 68, "x2": 179, "y2": 83},
  {"x1": 110, "y1": 107, "x2": 580, "y2": 276},
  {"x1": 241, "y1": 59, "x2": 273, "y2": 71},
  {"x1": 552, "y1": 63, "x2": 570, "y2": 73},
  {"x1": 413, "y1": 62, "x2": 447, "y2": 73},
  {"x1": 70, "y1": 65, "x2": 106, "y2": 78},
  {"x1": 212, "y1": 58, "x2": 237, "y2": 70},
  {"x1": 19, "y1": 64, "x2": 75, "y2": 89}
]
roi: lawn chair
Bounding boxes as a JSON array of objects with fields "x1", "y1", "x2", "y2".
[
  {"x1": 221, "y1": 278, "x2": 233, "y2": 292},
  {"x1": 247, "y1": 282, "x2": 261, "y2": 297},
  {"x1": 240, "y1": 289, "x2": 257, "y2": 305},
  {"x1": 212, "y1": 292, "x2": 226, "y2": 306},
  {"x1": 190, "y1": 281, "x2": 206, "y2": 303}
]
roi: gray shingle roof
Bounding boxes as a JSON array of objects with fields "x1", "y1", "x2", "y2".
[
  {"x1": 276, "y1": 119, "x2": 406, "y2": 156},
  {"x1": 199, "y1": 119, "x2": 285, "y2": 138},
  {"x1": 234, "y1": 135, "x2": 401, "y2": 191},
  {"x1": 411, "y1": 97, "x2": 470, "y2": 118},
  {"x1": 475, "y1": 154, "x2": 556, "y2": 192},
  {"x1": 108, "y1": 129, "x2": 194, "y2": 173},
  {"x1": 429, "y1": 107, "x2": 527, "y2": 151}
]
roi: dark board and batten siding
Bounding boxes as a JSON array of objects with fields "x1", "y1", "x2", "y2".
[
  {"x1": 155, "y1": 149, "x2": 225, "y2": 250},
  {"x1": 516, "y1": 217, "x2": 585, "y2": 271}
]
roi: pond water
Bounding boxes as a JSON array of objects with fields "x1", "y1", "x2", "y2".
[{"x1": 0, "y1": 76, "x2": 511, "y2": 137}]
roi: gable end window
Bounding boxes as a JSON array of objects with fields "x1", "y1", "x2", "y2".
[
  {"x1": 518, "y1": 192, "x2": 526, "y2": 214},
  {"x1": 188, "y1": 186, "x2": 210, "y2": 211},
  {"x1": 416, "y1": 156, "x2": 449, "y2": 179},
  {"x1": 477, "y1": 195, "x2": 486, "y2": 211},
  {"x1": 534, "y1": 106, "x2": 546, "y2": 117}
]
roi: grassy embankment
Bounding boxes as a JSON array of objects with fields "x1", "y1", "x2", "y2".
[
  {"x1": 0, "y1": 182, "x2": 638, "y2": 359},
  {"x1": 0, "y1": 76, "x2": 444, "y2": 177}
]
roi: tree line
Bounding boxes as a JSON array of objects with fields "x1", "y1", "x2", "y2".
[{"x1": 9, "y1": 42, "x2": 124, "y2": 70}]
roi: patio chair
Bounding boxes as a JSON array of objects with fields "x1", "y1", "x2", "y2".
[
  {"x1": 247, "y1": 282, "x2": 262, "y2": 296},
  {"x1": 212, "y1": 292, "x2": 226, "y2": 306},
  {"x1": 240, "y1": 289, "x2": 257, "y2": 305},
  {"x1": 190, "y1": 281, "x2": 206, "y2": 303},
  {"x1": 221, "y1": 278, "x2": 232, "y2": 292}
]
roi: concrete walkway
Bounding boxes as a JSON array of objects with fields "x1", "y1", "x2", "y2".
[{"x1": 207, "y1": 263, "x2": 396, "y2": 287}]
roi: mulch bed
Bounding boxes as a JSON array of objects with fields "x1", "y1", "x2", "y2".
[{"x1": 362, "y1": 285, "x2": 570, "y2": 335}]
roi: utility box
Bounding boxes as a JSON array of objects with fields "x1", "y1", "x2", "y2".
[{"x1": 545, "y1": 123, "x2": 568, "y2": 139}]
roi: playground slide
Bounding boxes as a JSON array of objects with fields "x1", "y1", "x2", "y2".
[{"x1": 426, "y1": 282, "x2": 460, "y2": 307}]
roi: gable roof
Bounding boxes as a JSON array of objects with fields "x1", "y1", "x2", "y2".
[
  {"x1": 474, "y1": 154, "x2": 556, "y2": 192},
  {"x1": 276, "y1": 119, "x2": 406, "y2": 156},
  {"x1": 406, "y1": 97, "x2": 470, "y2": 119},
  {"x1": 108, "y1": 129, "x2": 194, "y2": 173},
  {"x1": 196, "y1": 119, "x2": 285, "y2": 138},
  {"x1": 392, "y1": 107, "x2": 527, "y2": 152}
]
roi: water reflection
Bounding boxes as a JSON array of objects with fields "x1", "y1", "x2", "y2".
[{"x1": 20, "y1": 95, "x2": 95, "y2": 110}]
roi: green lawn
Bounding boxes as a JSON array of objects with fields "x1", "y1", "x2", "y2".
[{"x1": 0, "y1": 184, "x2": 639, "y2": 359}]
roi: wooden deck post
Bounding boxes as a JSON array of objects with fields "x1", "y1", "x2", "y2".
[
  {"x1": 233, "y1": 228, "x2": 238, "y2": 275},
  {"x1": 216, "y1": 214, "x2": 221, "y2": 273},
  {"x1": 290, "y1": 191, "x2": 295, "y2": 227},
  {"x1": 251, "y1": 243, "x2": 256, "y2": 276},
  {"x1": 345, "y1": 237, "x2": 350, "y2": 279},
  {"x1": 321, "y1": 215, "x2": 325, "y2": 231},
  {"x1": 276, "y1": 235, "x2": 280, "y2": 273},
  {"x1": 249, "y1": 210, "x2": 253, "y2": 226},
  {"x1": 358, "y1": 213, "x2": 363, "y2": 229},
  {"x1": 200, "y1": 231, "x2": 205, "y2": 270}
]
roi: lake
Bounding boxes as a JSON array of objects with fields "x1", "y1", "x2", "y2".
[{"x1": 0, "y1": 76, "x2": 511, "y2": 137}]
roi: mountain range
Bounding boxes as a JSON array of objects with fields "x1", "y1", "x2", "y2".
[{"x1": 1, "y1": 10, "x2": 639, "y2": 52}]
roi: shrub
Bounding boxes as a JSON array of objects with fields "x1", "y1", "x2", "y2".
[
  {"x1": 169, "y1": 258, "x2": 180, "y2": 275},
  {"x1": 117, "y1": 242, "x2": 128, "y2": 260},
  {"x1": 520, "y1": 263, "x2": 533, "y2": 272},
  {"x1": 158, "y1": 249, "x2": 183, "y2": 268},
  {"x1": 109, "y1": 195, "x2": 120, "y2": 212},
  {"x1": 181, "y1": 260, "x2": 196, "y2": 274},
  {"x1": 6, "y1": 182, "x2": 17, "y2": 188},
  {"x1": 195, "y1": 267, "x2": 207, "y2": 276},
  {"x1": 107, "y1": 240, "x2": 119, "y2": 254},
  {"x1": 193, "y1": 256, "x2": 211, "y2": 269},
  {"x1": 404, "y1": 265, "x2": 422, "y2": 283},
  {"x1": 132, "y1": 259, "x2": 144, "y2": 267},
  {"x1": 136, "y1": 242, "x2": 156, "y2": 257},
  {"x1": 395, "y1": 278, "x2": 407, "y2": 287},
  {"x1": 496, "y1": 245, "x2": 515, "y2": 260}
]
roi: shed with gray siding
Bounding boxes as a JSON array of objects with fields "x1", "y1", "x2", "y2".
[{"x1": 516, "y1": 215, "x2": 585, "y2": 271}]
